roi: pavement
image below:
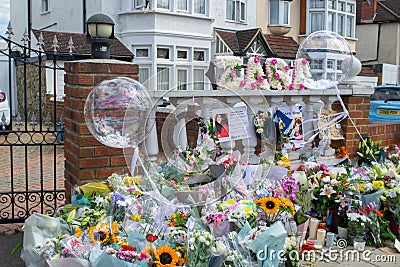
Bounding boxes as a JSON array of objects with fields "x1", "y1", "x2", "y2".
[{"x1": 0, "y1": 224, "x2": 24, "y2": 267}]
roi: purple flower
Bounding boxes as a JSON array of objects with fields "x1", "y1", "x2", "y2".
[
  {"x1": 254, "y1": 56, "x2": 261, "y2": 63},
  {"x1": 251, "y1": 82, "x2": 258, "y2": 89},
  {"x1": 257, "y1": 76, "x2": 264, "y2": 83},
  {"x1": 111, "y1": 192, "x2": 125, "y2": 205},
  {"x1": 274, "y1": 72, "x2": 280, "y2": 79},
  {"x1": 240, "y1": 80, "x2": 247, "y2": 87},
  {"x1": 230, "y1": 70, "x2": 237, "y2": 78},
  {"x1": 271, "y1": 59, "x2": 277, "y2": 65}
]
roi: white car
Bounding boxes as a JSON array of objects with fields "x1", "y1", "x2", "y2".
[{"x1": 0, "y1": 90, "x2": 11, "y2": 130}]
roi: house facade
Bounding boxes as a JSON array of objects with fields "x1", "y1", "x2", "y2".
[{"x1": 355, "y1": 0, "x2": 400, "y2": 85}]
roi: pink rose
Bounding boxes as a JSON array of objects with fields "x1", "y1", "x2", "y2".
[
  {"x1": 254, "y1": 56, "x2": 260, "y2": 63},
  {"x1": 299, "y1": 84, "x2": 306, "y2": 90},
  {"x1": 271, "y1": 59, "x2": 277, "y2": 65},
  {"x1": 301, "y1": 58, "x2": 308, "y2": 65},
  {"x1": 230, "y1": 70, "x2": 236, "y2": 78},
  {"x1": 257, "y1": 76, "x2": 264, "y2": 83},
  {"x1": 251, "y1": 82, "x2": 258, "y2": 89},
  {"x1": 285, "y1": 65, "x2": 291, "y2": 71},
  {"x1": 274, "y1": 72, "x2": 280, "y2": 79},
  {"x1": 289, "y1": 83, "x2": 295, "y2": 90},
  {"x1": 240, "y1": 80, "x2": 247, "y2": 87}
]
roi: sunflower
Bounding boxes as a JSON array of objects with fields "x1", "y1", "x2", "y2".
[
  {"x1": 155, "y1": 246, "x2": 179, "y2": 267},
  {"x1": 255, "y1": 197, "x2": 279, "y2": 215},
  {"x1": 89, "y1": 225, "x2": 110, "y2": 244}
]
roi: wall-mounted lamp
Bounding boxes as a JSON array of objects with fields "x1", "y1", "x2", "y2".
[{"x1": 86, "y1": 13, "x2": 115, "y2": 59}]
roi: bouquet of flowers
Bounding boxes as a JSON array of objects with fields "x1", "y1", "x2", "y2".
[
  {"x1": 254, "y1": 195, "x2": 295, "y2": 226},
  {"x1": 347, "y1": 211, "x2": 370, "y2": 238}
]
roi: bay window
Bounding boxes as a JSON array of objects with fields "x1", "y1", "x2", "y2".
[
  {"x1": 269, "y1": 0, "x2": 290, "y2": 26},
  {"x1": 226, "y1": 0, "x2": 246, "y2": 22},
  {"x1": 308, "y1": 0, "x2": 355, "y2": 38}
]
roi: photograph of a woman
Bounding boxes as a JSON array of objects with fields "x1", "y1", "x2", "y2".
[{"x1": 215, "y1": 113, "x2": 229, "y2": 139}]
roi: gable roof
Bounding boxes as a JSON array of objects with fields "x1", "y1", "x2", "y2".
[
  {"x1": 215, "y1": 28, "x2": 298, "y2": 59},
  {"x1": 32, "y1": 29, "x2": 134, "y2": 61},
  {"x1": 357, "y1": 0, "x2": 400, "y2": 24},
  {"x1": 263, "y1": 34, "x2": 299, "y2": 59}
]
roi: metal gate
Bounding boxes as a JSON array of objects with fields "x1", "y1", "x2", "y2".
[{"x1": 0, "y1": 30, "x2": 65, "y2": 223}]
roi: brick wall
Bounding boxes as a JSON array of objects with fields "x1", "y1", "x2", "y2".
[
  {"x1": 368, "y1": 123, "x2": 400, "y2": 150},
  {"x1": 361, "y1": 0, "x2": 377, "y2": 21},
  {"x1": 45, "y1": 94, "x2": 65, "y2": 118},
  {"x1": 63, "y1": 59, "x2": 139, "y2": 202},
  {"x1": 299, "y1": 0, "x2": 307, "y2": 35}
]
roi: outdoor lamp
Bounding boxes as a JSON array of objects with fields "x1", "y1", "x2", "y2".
[{"x1": 86, "y1": 13, "x2": 115, "y2": 59}]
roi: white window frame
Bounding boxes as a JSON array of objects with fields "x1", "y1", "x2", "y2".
[
  {"x1": 308, "y1": 0, "x2": 356, "y2": 38},
  {"x1": 193, "y1": 49, "x2": 207, "y2": 61},
  {"x1": 138, "y1": 66, "x2": 150, "y2": 84},
  {"x1": 269, "y1": 0, "x2": 290, "y2": 26},
  {"x1": 193, "y1": 68, "x2": 206, "y2": 90},
  {"x1": 41, "y1": 0, "x2": 49, "y2": 13},
  {"x1": 176, "y1": 68, "x2": 189, "y2": 90},
  {"x1": 135, "y1": 0, "x2": 147, "y2": 8},
  {"x1": 177, "y1": 0, "x2": 189, "y2": 12},
  {"x1": 176, "y1": 48, "x2": 189, "y2": 61},
  {"x1": 157, "y1": 66, "x2": 171, "y2": 90},
  {"x1": 215, "y1": 34, "x2": 232, "y2": 55},
  {"x1": 133, "y1": 46, "x2": 151, "y2": 59},
  {"x1": 226, "y1": 0, "x2": 246, "y2": 23},
  {"x1": 157, "y1": 0, "x2": 170, "y2": 9},
  {"x1": 157, "y1": 46, "x2": 172, "y2": 60},
  {"x1": 194, "y1": 0, "x2": 206, "y2": 15}
]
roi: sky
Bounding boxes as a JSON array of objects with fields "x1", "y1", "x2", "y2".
[{"x1": 0, "y1": 0, "x2": 10, "y2": 37}]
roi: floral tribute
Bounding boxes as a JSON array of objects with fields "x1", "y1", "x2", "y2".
[
  {"x1": 21, "y1": 139, "x2": 400, "y2": 267},
  {"x1": 214, "y1": 55, "x2": 311, "y2": 91}
]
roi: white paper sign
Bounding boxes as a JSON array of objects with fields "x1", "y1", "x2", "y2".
[
  {"x1": 213, "y1": 106, "x2": 250, "y2": 142},
  {"x1": 266, "y1": 166, "x2": 288, "y2": 181},
  {"x1": 242, "y1": 165, "x2": 263, "y2": 186}
]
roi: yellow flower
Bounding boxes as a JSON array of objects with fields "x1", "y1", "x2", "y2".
[
  {"x1": 89, "y1": 225, "x2": 110, "y2": 244},
  {"x1": 134, "y1": 177, "x2": 141, "y2": 184},
  {"x1": 372, "y1": 180, "x2": 384, "y2": 190},
  {"x1": 155, "y1": 246, "x2": 179, "y2": 267},
  {"x1": 124, "y1": 176, "x2": 133, "y2": 187},
  {"x1": 255, "y1": 197, "x2": 279, "y2": 215},
  {"x1": 358, "y1": 183, "x2": 365, "y2": 193},
  {"x1": 130, "y1": 214, "x2": 141, "y2": 221},
  {"x1": 112, "y1": 221, "x2": 119, "y2": 234},
  {"x1": 75, "y1": 228, "x2": 83, "y2": 238},
  {"x1": 171, "y1": 214, "x2": 177, "y2": 219}
]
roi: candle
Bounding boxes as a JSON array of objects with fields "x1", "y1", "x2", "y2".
[
  {"x1": 309, "y1": 218, "x2": 319, "y2": 239},
  {"x1": 317, "y1": 229, "x2": 326, "y2": 246},
  {"x1": 326, "y1": 232, "x2": 335, "y2": 248}
]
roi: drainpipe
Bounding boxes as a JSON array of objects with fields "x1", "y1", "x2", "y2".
[{"x1": 83, "y1": 0, "x2": 87, "y2": 33}]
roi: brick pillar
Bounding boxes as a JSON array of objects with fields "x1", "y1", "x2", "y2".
[
  {"x1": 339, "y1": 96, "x2": 371, "y2": 158},
  {"x1": 63, "y1": 59, "x2": 139, "y2": 202}
]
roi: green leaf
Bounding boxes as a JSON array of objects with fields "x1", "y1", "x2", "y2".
[
  {"x1": 10, "y1": 242, "x2": 22, "y2": 257},
  {"x1": 67, "y1": 208, "x2": 76, "y2": 223}
]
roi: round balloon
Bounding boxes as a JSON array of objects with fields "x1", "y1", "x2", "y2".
[
  {"x1": 84, "y1": 77, "x2": 153, "y2": 148},
  {"x1": 296, "y1": 30, "x2": 353, "y2": 87}
]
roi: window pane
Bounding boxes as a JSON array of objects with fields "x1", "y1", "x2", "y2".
[
  {"x1": 283, "y1": 2, "x2": 289, "y2": 25},
  {"x1": 194, "y1": 50, "x2": 205, "y2": 61},
  {"x1": 337, "y1": 60, "x2": 342, "y2": 70},
  {"x1": 347, "y1": 4, "x2": 354, "y2": 14},
  {"x1": 177, "y1": 0, "x2": 187, "y2": 10},
  {"x1": 311, "y1": 12, "x2": 324, "y2": 32},
  {"x1": 139, "y1": 68, "x2": 149, "y2": 84},
  {"x1": 339, "y1": 1, "x2": 345, "y2": 11},
  {"x1": 328, "y1": 12, "x2": 335, "y2": 32},
  {"x1": 226, "y1": 0, "x2": 234, "y2": 20},
  {"x1": 177, "y1": 50, "x2": 188, "y2": 59},
  {"x1": 157, "y1": 0, "x2": 169, "y2": 9},
  {"x1": 177, "y1": 70, "x2": 187, "y2": 90},
  {"x1": 194, "y1": 0, "x2": 205, "y2": 14},
  {"x1": 42, "y1": 0, "x2": 49, "y2": 12},
  {"x1": 347, "y1": 16, "x2": 354, "y2": 37},
  {"x1": 194, "y1": 69, "x2": 205, "y2": 90},
  {"x1": 136, "y1": 48, "x2": 149, "y2": 57},
  {"x1": 310, "y1": 0, "x2": 325, "y2": 9},
  {"x1": 327, "y1": 59, "x2": 334, "y2": 69},
  {"x1": 157, "y1": 48, "x2": 169, "y2": 59},
  {"x1": 338, "y1": 15, "x2": 344, "y2": 36},
  {"x1": 269, "y1": 0, "x2": 279, "y2": 25},
  {"x1": 328, "y1": 0, "x2": 335, "y2": 9},
  {"x1": 157, "y1": 67, "x2": 169, "y2": 90},
  {"x1": 240, "y1": 2, "x2": 246, "y2": 21}
]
